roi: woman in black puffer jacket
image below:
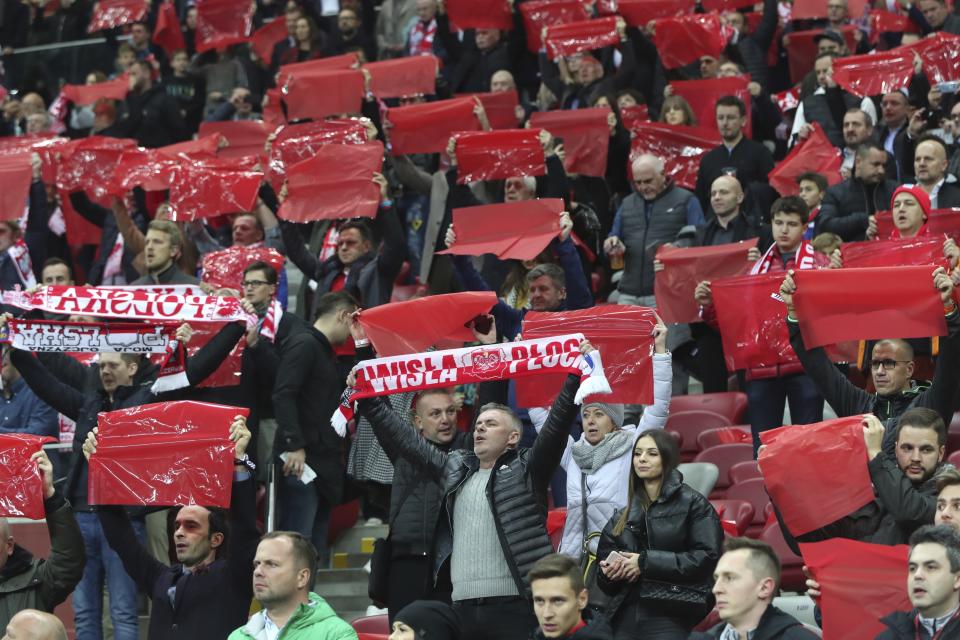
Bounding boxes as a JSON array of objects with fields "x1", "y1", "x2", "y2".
[{"x1": 596, "y1": 429, "x2": 723, "y2": 639}]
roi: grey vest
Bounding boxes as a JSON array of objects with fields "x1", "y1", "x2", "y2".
[
  {"x1": 618, "y1": 185, "x2": 694, "y2": 296},
  {"x1": 801, "y1": 91, "x2": 861, "y2": 148}
]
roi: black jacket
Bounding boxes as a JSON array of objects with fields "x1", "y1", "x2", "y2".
[
  {"x1": 876, "y1": 608, "x2": 960, "y2": 639},
  {"x1": 692, "y1": 211, "x2": 761, "y2": 247},
  {"x1": 691, "y1": 605, "x2": 818, "y2": 639},
  {"x1": 595, "y1": 469, "x2": 723, "y2": 624},
  {"x1": 935, "y1": 182, "x2": 960, "y2": 209},
  {"x1": 359, "y1": 374, "x2": 581, "y2": 597},
  {"x1": 694, "y1": 138, "x2": 775, "y2": 216},
  {"x1": 115, "y1": 83, "x2": 190, "y2": 149},
  {"x1": 130, "y1": 262, "x2": 200, "y2": 286},
  {"x1": 529, "y1": 614, "x2": 614, "y2": 640},
  {"x1": 815, "y1": 177, "x2": 900, "y2": 241},
  {"x1": 98, "y1": 478, "x2": 258, "y2": 640}
]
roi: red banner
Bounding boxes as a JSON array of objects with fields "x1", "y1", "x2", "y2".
[
  {"x1": 281, "y1": 68, "x2": 365, "y2": 121},
  {"x1": 785, "y1": 26, "x2": 858, "y2": 84},
  {"x1": 0, "y1": 135, "x2": 69, "y2": 186},
  {"x1": 841, "y1": 236, "x2": 948, "y2": 269},
  {"x1": 56, "y1": 136, "x2": 138, "y2": 199},
  {"x1": 905, "y1": 32, "x2": 960, "y2": 85},
  {"x1": 0, "y1": 153, "x2": 35, "y2": 222},
  {"x1": 618, "y1": 0, "x2": 695, "y2": 25},
  {"x1": 455, "y1": 129, "x2": 546, "y2": 184},
  {"x1": 629, "y1": 123, "x2": 720, "y2": 190},
  {"x1": 87, "y1": 0, "x2": 148, "y2": 33},
  {"x1": 188, "y1": 321, "x2": 246, "y2": 388},
  {"x1": 868, "y1": 10, "x2": 919, "y2": 44},
  {"x1": 769, "y1": 123, "x2": 842, "y2": 196},
  {"x1": 832, "y1": 49, "x2": 914, "y2": 98},
  {"x1": 267, "y1": 119, "x2": 368, "y2": 189},
  {"x1": 89, "y1": 401, "x2": 246, "y2": 507},
  {"x1": 364, "y1": 56, "x2": 438, "y2": 99},
  {"x1": 61, "y1": 76, "x2": 129, "y2": 105},
  {"x1": 385, "y1": 97, "x2": 480, "y2": 155},
  {"x1": 671, "y1": 76, "x2": 752, "y2": 138},
  {"x1": 278, "y1": 142, "x2": 384, "y2": 222},
  {"x1": 517, "y1": 306, "x2": 656, "y2": 406},
  {"x1": 702, "y1": 0, "x2": 758, "y2": 10},
  {"x1": 0, "y1": 434, "x2": 56, "y2": 519},
  {"x1": 793, "y1": 267, "x2": 947, "y2": 347},
  {"x1": 358, "y1": 292, "x2": 499, "y2": 356},
  {"x1": 759, "y1": 416, "x2": 875, "y2": 535},
  {"x1": 437, "y1": 199, "x2": 564, "y2": 261},
  {"x1": 201, "y1": 245, "x2": 285, "y2": 293},
  {"x1": 446, "y1": 0, "x2": 513, "y2": 30},
  {"x1": 276, "y1": 54, "x2": 358, "y2": 88},
  {"x1": 248, "y1": 16, "x2": 288, "y2": 67},
  {"x1": 544, "y1": 17, "x2": 620, "y2": 59},
  {"x1": 619, "y1": 104, "x2": 650, "y2": 135},
  {"x1": 462, "y1": 91, "x2": 520, "y2": 130},
  {"x1": 654, "y1": 242, "x2": 755, "y2": 324},
  {"x1": 654, "y1": 14, "x2": 726, "y2": 69},
  {"x1": 153, "y1": 1, "x2": 186, "y2": 56},
  {"x1": 164, "y1": 157, "x2": 262, "y2": 222},
  {"x1": 59, "y1": 187, "x2": 103, "y2": 246},
  {"x1": 529, "y1": 108, "x2": 609, "y2": 177},
  {"x1": 519, "y1": 0, "x2": 590, "y2": 53},
  {"x1": 791, "y1": 0, "x2": 869, "y2": 19},
  {"x1": 197, "y1": 120, "x2": 272, "y2": 160},
  {"x1": 876, "y1": 208, "x2": 960, "y2": 239},
  {"x1": 712, "y1": 272, "x2": 796, "y2": 371},
  {"x1": 195, "y1": 0, "x2": 254, "y2": 53}
]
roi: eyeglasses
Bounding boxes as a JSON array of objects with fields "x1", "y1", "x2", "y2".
[
  {"x1": 870, "y1": 359, "x2": 910, "y2": 371},
  {"x1": 241, "y1": 280, "x2": 269, "y2": 289}
]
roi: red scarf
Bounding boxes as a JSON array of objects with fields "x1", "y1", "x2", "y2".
[
  {"x1": 751, "y1": 239, "x2": 817, "y2": 274},
  {"x1": 408, "y1": 18, "x2": 437, "y2": 57},
  {"x1": 7, "y1": 240, "x2": 36, "y2": 289}
]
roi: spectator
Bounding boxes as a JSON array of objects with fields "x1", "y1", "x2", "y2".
[
  {"x1": 3, "y1": 609, "x2": 68, "y2": 640},
  {"x1": 910, "y1": 0, "x2": 960, "y2": 35},
  {"x1": 815, "y1": 143, "x2": 898, "y2": 241},
  {"x1": 0, "y1": 221, "x2": 37, "y2": 292},
  {"x1": 206, "y1": 87, "x2": 262, "y2": 122},
  {"x1": 331, "y1": 7, "x2": 376, "y2": 62},
  {"x1": 164, "y1": 49, "x2": 206, "y2": 133},
  {"x1": 129, "y1": 21, "x2": 168, "y2": 73},
  {"x1": 376, "y1": 0, "x2": 418, "y2": 59},
  {"x1": 113, "y1": 43, "x2": 137, "y2": 78},
  {"x1": 796, "y1": 172, "x2": 829, "y2": 238},
  {"x1": 948, "y1": 102, "x2": 960, "y2": 179},
  {"x1": 721, "y1": 0, "x2": 778, "y2": 92},
  {"x1": 405, "y1": 0, "x2": 442, "y2": 60},
  {"x1": 876, "y1": 525, "x2": 960, "y2": 638},
  {"x1": 279, "y1": 15, "x2": 327, "y2": 65},
  {"x1": 193, "y1": 48, "x2": 249, "y2": 119},
  {"x1": 114, "y1": 60, "x2": 189, "y2": 148},
  {"x1": 658, "y1": 95, "x2": 697, "y2": 126},
  {"x1": 914, "y1": 135, "x2": 960, "y2": 208},
  {"x1": 839, "y1": 108, "x2": 876, "y2": 177},
  {"x1": 935, "y1": 468, "x2": 960, "y2": 530},
  {"x1": 39, "y1": 258, "x2": 72, "y2": 286},
  {"x1": 528, "y1": 554, "x2": 614, "y2": 639},
  {"x1": 131, "y1": 220, "x2": 200, "y2": 286},
  {"x1": 0, "y1": 347, "x2": 58, "y2": 438},
  {"x1": 0, "y1": 450, "x2": 83, "y2": 631},
  {"x1": 437, "y1": 11, "x2": 515, "y2": 94},
  {"x1": 390, "y1": 601, "x2": 461, "y2": 640},
  {"x1": 876, "y1": 91, "x2": 913, "y2": 180},
  {"x1": 692, "y1": 538, "x2": 818, "y2": 639},
  {"x1": 596, "y1": 428, "x2": 723, "y2": 638},
  {"x1": 791, "y1": 53, "x2": 876, "y2": 148}
]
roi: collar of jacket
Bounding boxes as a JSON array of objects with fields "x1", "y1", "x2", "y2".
[
  {"x1": 642, "y1": 180, "x2": 678, "y2": 204},
  {"x1": 461, "y1": 446, "x2": 520, "y2": 474},
  {"x1": 876, "y1": 379, "x2": 928, "y2": 402},
  {"x1": 0, "y1": 545, "x2": 37, "y2": 589},
  {"x1": 628, "y1": 468, "x2": 683, "y2": 516}
]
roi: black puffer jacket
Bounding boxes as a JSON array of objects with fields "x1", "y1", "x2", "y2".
[
  {"x1": 814, "y1": 176, "x2": 899, "y2": 241},
  {"x1": 876, "y1": 609, "x2": 960, "y2": 639},
  {"x1": 691, "y1": 605, "x2": 818, "y2": 639},
  {"x1": 529, "y1": 612, "x2": 614, "y2": 639},
  {"x1": 359, "y1": 373, "x2": 580, "y2": 597},
  {"x1": 596, "y1": 469, "x2": 723, "y2": 623}
]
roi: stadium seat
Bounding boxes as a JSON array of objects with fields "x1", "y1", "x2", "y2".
[
  {"x1": 547, "y1": 508, "x2": 567, "y2": 551},
  {"x1": 693, "y1": 444, "x2": 754, "y2": 497},
  {"x1": 671, "y1": 392, "x2": 749, "y2": 425},
  {"x1": 666, "y1": 410, "x2": 733, "y2": 461},
  {"x1": 696, "y1": 426, "x2": 751, "y2": 450},
  {"x1": 692, "y1": 608, "x2": 721, "y2": 632},
  {"x1": 678, "y1": 462, "x2": 719, "y2": 498},
  {"x1": 760, "y1": 522, "x2": 805, "y2": 592},
  {"x1": 352, "y1": 614, "x2": 389, "y2": 634},
  {"x1": 724, "y1": 478, "x2": 771, "y2": 537},
  {"x1": 949, "y1": 411, "x2": 960, "y2": 455},
  {"x1": 950, "y1": 450, "x2": 960, "y2": 469},
  {"x1": 710, "y1": 499, "x2": 755, "y2": 536},
  {"x1": 729, "y1": 460, "x2": 763, "y2": 485}
]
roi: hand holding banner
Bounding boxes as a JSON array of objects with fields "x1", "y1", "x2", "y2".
[
  {"x1": 454, "y1": 129, "x2": 546, "y2": 184},
  {"x1": 278, "y1": 142, "x2": 384, "y2": 222},
  {"x1": 544, "y1": 17, "x2": 621, "y2": 59},
  {"x1": 630, "y1": 123, "x2": 721, "y2": 190},
  {"x1": 654, "y1": 242, "x2": 755, "y2": 324},
  {"x1": 528, "y1": 108, "x2": 610, "y2": 177},
  {"x1": 437, "y1": 199, "x2": 564, "y2": 261},
  {"x1": 195, "y1": 0, "x2": 254, "y2": 52},
  {"x1": 0, "y1": 435, "x2": 57, "y2": 519},
  {"x1": 768, "y1": 123, "x2": 842, "y2": 196},
  {"x1": 653, "y1": 14, "x2": 727, "y2": 69},
  {"x1": 519, "y1": 0, "x2": 590, "y2": 53},
  {"x1": 364, "y1": 56, "x2": 438, "y2": 99},
  {"x1": 385, "y1": 97, "x2": 480, "y2": 155}
]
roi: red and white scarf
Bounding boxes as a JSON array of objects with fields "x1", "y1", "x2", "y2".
[
  {"x1": 750, "y1": 239, "x2": 817, "y2": 275},
  {"x1": 259, "y1": 298, "x2": 283, "y2": 343},
  {"x1": 331, "y1": 333, "x2": 610, "y2": 436},
  {"x1": 7, "y1": 240, "x2": 36, "y2": 289},
  {"x1": 408, "y1": 18, "x2": 437, "y2": 57}
]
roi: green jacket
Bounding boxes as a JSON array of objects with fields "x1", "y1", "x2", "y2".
[{"x1": 228, "y1": 593, "x2": 358, "y2": 640}]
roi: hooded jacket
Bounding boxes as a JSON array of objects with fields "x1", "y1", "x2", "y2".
[
  {"x1": 876, "y1": 608, "x2": 960, "y2": 639},
  {"x1": 815, "y1": 176, "x2": 899, "y2": 241},
  {"x1": 691, "y1": 605, "x2": 819, "y2": 639},
  {"x1": 228, "y1": 592, "x2": 357, "y2": 640}
]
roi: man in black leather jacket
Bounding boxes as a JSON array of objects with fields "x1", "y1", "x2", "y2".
[{"x1": 814, "y1": 143, "x2": 898, "y2": 241}]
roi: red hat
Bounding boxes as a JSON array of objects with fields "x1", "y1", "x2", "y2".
[{"x1": 891, "y1": 184, "x2": 931, "y2": 219}]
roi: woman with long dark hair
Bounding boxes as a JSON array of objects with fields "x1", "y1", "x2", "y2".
[{"x1": 595, "y1": 429, "x2": 723, "y2": 639}]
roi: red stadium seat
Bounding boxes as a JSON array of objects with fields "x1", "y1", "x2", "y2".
[
  {"x1": 666, "y1": 411, "x2": 733, "y2": 461},
  {"x1": 760, "y1": 521, "x2": 805, "y2": 592},
  {"x1": 692, "y1": 608, "x2": 721, "y2": 632},
  {"x1": 697, "y1": 426, "x2": 751, "y2": 450},
  {"x1": 547, "y1": 508, "x2": 567, "y2": 551},
  {"x1": 949, "y1": 450, "x2": 960, "y2": 469},
  {"x1": 352, "y1": 615, "x2": 389, "y2": 634},
  {"x1": 671, "y1": 392, "x2": 749, "y2": 425},
  {"x1": 729, "y1": 460, "x2": 763, "y2": 485},
  {"x1": 693, "y1": 444, "x2": 754, "y2": 497},
  {"x1": 949, "y1": 411, "x2": 960, "y2": 455},
  {"x1": 724, "y1": 478, "x2": 771, "y2": 537},
  {"x1": 710, "y1": 499, "x2": 755, "y2": 537}
]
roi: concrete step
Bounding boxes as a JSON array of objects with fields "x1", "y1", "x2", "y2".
[
  {"x1": 331, "y1": 551, "x2": 373, "y2": 569},
  {"x1": 332, "y1": 523, "x2": 388, "y2": 555},
  {"x1": 314, "y1": 567, "x2": 374, "y2": 622}
]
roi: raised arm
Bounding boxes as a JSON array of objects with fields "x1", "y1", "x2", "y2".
[
  {"x1": 9, "y1": 348, "x2": 84, "y2": 420},
  {"x1": 528, "y1": 373, "x2": 582, "y2": 489},
  {"x1": 34, "y1": 452, "x2": 85, "y2": 610},
  {"x1": 357, "y1": 395, "x2": 449, "y2": 481}
]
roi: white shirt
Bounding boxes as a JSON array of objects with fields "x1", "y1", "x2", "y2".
[
  {"x1": 263, "y1": 613, "x2": 281, "y2": 640},
  {"x1": 790, "y1": 87, "x2": 878, "y2": 146},
  {"x1": 928, "y1": 178, "x2": 946, "y2": 208}
]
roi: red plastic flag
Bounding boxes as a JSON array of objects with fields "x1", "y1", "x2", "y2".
[
  {"x1": 437, "y1": 198, "x2": 564, "y2": 261},
  {"x1": 364, "y1": 56, "x2": 438, "y2": 99},
  {"x1": 0, "y1": 153, "x2": 35, "y2": 222},
  {"x1": 158, "y1": 134, "x2": 223, "y2": 159},
  {"x1": 446, "y1": 0, "x2": 513, "y2": 30},
  {"x1": 654, "y1": 14, "x2": 726, "y2": 69},
  {"x1": 520, "y1": 0, "x2": 590, "y2": 53},
  {"x1": 88, "y1": 401, "x2": 247, "y2": 507},
  {"x1": 153, "y1": 1, "x2": 186, "y2": 56},
  {"x1": 276, "y1": 54, "x2": 358, "y2": 90},
  {"x1": 263, "y1": 88, "x2": 286, "y2": 129},
  {"x1": 832, "y1": 48, "x2": 914, "y2": 98},
  {"x1": 544, "y1": 17, "x2": 620, "y2": 59},
  {"x1": 629, "y1": 123, "x2": 721, "y2": 191},
  {"x1": 618, "y1": 0, "x2": 695, "y2": 25},
  {"x1": 800, "y1": 540, "x2": 910, "y2": 640},
  {"x1": 0, "y1": 434, "x2": 56, "y2": 519},
  {"x1": 768, "y1": 123, "x2": 842, "y2": 196},
  {"x1": 385, "y1": 97, "x2": 480, "y2": 155},
  {"x1": 282, "y1": 68, "x2": 365, "y2": 121},
  {"x1": 0, "y1": 135, "x2": 68, "y2": 186},
  {"x1": 702, "y1": 0, "x2": 757, "y2": 10},
  {"x1": 876, "y1": 208, "x2": 960, "y2": 239},
  {"x1": 201, "y1": 245, "x2": 285, "y2": 293},
  {"x1": 187, "y1": 322, "x2": 246, "y2": 388},
  {"x1": 529, "y1": 108, "x2": 610, "y2": 177},
  {"x1": 784, "y1": 26, "x2": 858, "y2": 83},
  {"x1": 711, "y1": 272, "x2": 797, "y2": 370},
  {"x1": 868, "y1": 10, "x2": 919, "y2": 44},
  {"x1": 759, "y1": 416, "x2": 875, "y2": 535},
  {"x1": 267, "y1": 119, "x2": 368, "y2": 189},
  {"x1": 59, "y1": 187, "x2": 103, "y2": 246},
  {"x1": 167, "y1": 157, "x2": 263, "y2": 221},
  {"x1": 194, "y1": 0, "x2": 254, "y2": 53},
  {"x1": 654, "y1": 242, "x2": 755, "y2": 324},
  {"x1": 248, "y1": 16, "x2": 287, "y2": 67},
  {"x1": 56, "y1": 136, "x2": 138, "y2": 199},
  {"x1": 905, "y1": 32, "x2": 960, "y2": 85},
  {"x1": 841, "y1": 236, "x2": 949, "y2": 269},
  {"x1": 517, "y1": 306, "x2": 656, "y2": 406},
  {"x1": 198, "y1": 120, "x2": 272, "y2": 160},
  {"x1": 671, "y1": 76, "x2": 752, "y2": 137},
  {"x1": 88, "y1": 0, "x2": 148, "y2": 33},
  {"x1": 278, "y1": 141, "x2": 384, "y2": 222},
  {"x1": 773, "y1": 86, "x2": 801, "y2": 113},
  {"x1": 791, "y1": 0, "x2": 868, "y2": 19},
  {"x1": 61, "y1": 76, "x2": 129, "y2": 105},
  {"x1": 358, "y1": 291, "x2": 499, "y2": 356},
  {"x1": 619, "y1": 104, "x2": 649, "y2": 135},
  {"x1": 461, "y1": 91, "x2": 520, "y2": 130},
  {"x1": 455, "y1": 129, "x2": 546, "y2": 184}
]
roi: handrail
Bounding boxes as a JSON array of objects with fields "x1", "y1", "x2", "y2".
[{"x1": 8, "y1": 35, "x2": 129, "y2": 56}]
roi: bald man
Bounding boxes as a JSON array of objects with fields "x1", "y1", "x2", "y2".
[
  {"x1": 3, "y1": 610, "x2": 67, "y2": 640},
  {"x1": 914, "y1": 136, "x2": 960, "y2": 208}
]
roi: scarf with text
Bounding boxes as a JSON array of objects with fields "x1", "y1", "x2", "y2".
[
  {"x1": 750, "y1": 239, "x2": 817, "y2": 275},
  {"x1": 331, "y1": 333, "x2": 610, "y2": 436}
]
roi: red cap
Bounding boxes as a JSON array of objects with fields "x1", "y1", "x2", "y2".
[{"x1": 891, "y1": 184, "x2": 931, "y2": 219}]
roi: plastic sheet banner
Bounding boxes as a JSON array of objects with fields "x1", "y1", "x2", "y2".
[
  {"x1": 89, "y1": 401, "x2": 247, "y2": 507},
  {"x1": 153, "y1": 1, "x2": 186, "y2": 56},
  {"x1": 620, "y1": 104, "x2": 650, "y2": 135},
  {"x1": 520, "y1": 0, "x2": 590, "y2": 53},
  {"x1": 278, "y1": 141, "x2": 384, "y2": 222},
  {"x1": 195, "y1": 0, "x2": 254, "y2": 53},
  {"x1": 840, "y1": 236, "x2": 949, "y2": 270},
  {"x1": 267, "y1": 119, "x2": 368, "y2": 189},
  {"x1": 868, "y1": 10, "x2": 919, "y2": 44},
  {"x1": 876, "y1": 208, "x2": 960, "y2": 239},
  {"x1": 618, "y1": 0, "x2": 695, "y2": 25},
  {"x1": 198, "y1": 121, "x2": 272, "y2": 160},
  {"x1": 711, "y1": 272, "x2": 797, "y2": 371},
  {"x1": 0, "y1": 434, "x2": 56, "y2": 519},
  {"x1": 654, "y1": 242, "x2": 755, "y2": 324},
  {"x1": 800, "y1": 540, "x2": 909, "y2": 640},
  {"x1": 905, "y1": 32, "x2": 960, "y2": 85},
  {"x1": 785, "y1": 26, "x2": 858, "y2": 83},
  {"x1": 358, "y1": 291, "x2": 499, "y2": 356},
  {"x1": 446, "y1": 0, "x2": 513, "y2": 30},
  {"x1": 201, "y1": 246, "x2": 285, "y2": 293},
  {"x1": 188, "y1": 322, "x2": 246, "y2": 388},
  {"x1": 702, "y1": 0, "x2": 758, "y2": 10},
  {"x1": 167, "y1": 157, "x2": 262, "y2": 222},
  {"x1": 460, "y1": 91, "x2": 520, "y2": 130},
  {"x1": 56, "y1": 136, "x2": 138, "y2": 199},
  {"x1": 654, "y1": 14, "x2": 726, "y2": 69},
  {"x1": 517, "y1": 306, "x2": 656, "y2": 407},
  {"x1": 385, "y1": 97, "x2": 480, "y2": 155},
  {"x1": 671, "y1": 76, "x2": 751, "y2": 138},
  {"x1": 791, "y1": 0, "x2": 868, "y2": 19},
  {"x1": 248, "y1": 15, "x2": 288, "y2": 67},
  {"x1": 282, "y1": 68, "x2": 365, "y2": 121},
  {"x1": 544, "y1": 17, "x2": 620, "y2": 59},
  {"x1": 832, "y1": 48, "x2": 914, "y2": 98},
  {"x1": 364, "y1": 56, "x2": 438, "y2": 99},
  {"x1": 529, "y1": 108, "x2": 610, "y2": 177},
  {"x1": 758, "y1": 416, "x2": 874, "y2": 536},
  {"x1": 0, "y1": 135, "x2": 68, "y2": 186},
  {"x1": 437, "y1": 198, "x2": 564, "y2": 261},
  {"x1": 87, "y1": 0, "x2": 148, "y2": 33},
  {"x1": 61, "y1": 76, "x2": 129, "y2": 105},
  {"x1": 276, "y1": 54, "x2": 358, "y2": 90},
  {"x1": 263, "y1": 88, "x2": 286, "y2": 129},
  {"x1": 59, "y1": 187, "x2": 102, "y2": 246},
  {"x1": 455, "y1": 129, "x2": 546, "y2": 184},
  {"x1": 793, "y1": 266, "x2": 946, "y2": 348},
  {"x1": 629, "y1": 123, "x2": 721, "y2": 191},
  {"x1": 0, "y1": 153, "x2": 35, "y2": 222},
  {"x1": 768, "y1": 123, "x2": 842, "y2": 196}
]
